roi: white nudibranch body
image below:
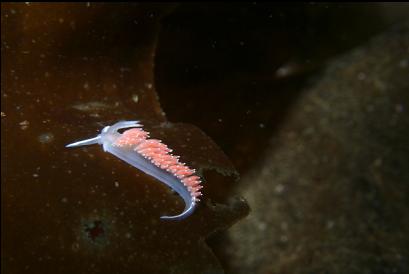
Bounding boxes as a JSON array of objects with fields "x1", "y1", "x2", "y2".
[{"x1": 66, "y1": 121, "x2": 202, "y2": 220}]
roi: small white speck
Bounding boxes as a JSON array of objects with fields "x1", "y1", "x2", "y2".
[
  {"x1": 19, "y1": 120, "x2": 30, "y2": 130},
  {"x1": 132, "y1": 94, "x2": 139, "y2": 103},
  {"x1": 276, "y1": 66, "x2": 291, "y2": 78},
  {"x1": 83, "y1": 82, "x2": 89, "y2": 90},
  {"x1": 114, "y1": 181, "x2": 120, "y2": 187},
  {"x1": 33, "y1": 173, "x2": 39, "y2": 178},
  {"x1": 59, "y1": 18, "x2": 64, "y2": 24},
  {"x1": 61, "y1": 197, "x2": 68, "y2": 203},
  {"x1": 259, "y1": 123, "x2": 265, "y2": 128},
  {"x1": 38, "y1": 133, "x2": 54, "y2": 144},
  {"x1": 218, "y1": 118, "x2": 222, "y2": 122}
]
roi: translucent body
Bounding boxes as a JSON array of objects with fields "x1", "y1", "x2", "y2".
[{"x1": 66, "y1": 121, "x2": 197, "y2": 220}]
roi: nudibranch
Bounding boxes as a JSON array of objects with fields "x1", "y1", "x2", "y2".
[{"x1": 66, "y1": 121, "x2": 202, "y2": 220}]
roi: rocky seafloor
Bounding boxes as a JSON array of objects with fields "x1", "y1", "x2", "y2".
[{"x1": 225, "y1": 20, "x2": 409, "y2": 274}]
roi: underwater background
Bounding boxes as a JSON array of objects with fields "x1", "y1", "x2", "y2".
[{"x1": 2, "y1": 3, "x2": 409, "y2": 274}]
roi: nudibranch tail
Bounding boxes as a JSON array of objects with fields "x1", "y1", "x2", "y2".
[
  {"x1": 65, "y1": 120, "x2": 202, "y2": 221},
  {"x1": 160, "y1": 201, "x2": 196, "y2": 220}
]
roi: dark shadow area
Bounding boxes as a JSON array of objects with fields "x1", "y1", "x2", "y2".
[{"x1": 155, "y1": 3, "x2": 406, "y2": 175}]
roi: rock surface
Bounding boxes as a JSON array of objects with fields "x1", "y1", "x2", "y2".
[{"x1": 226, "y1": 21, "x2": 409, "y2": 274}]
